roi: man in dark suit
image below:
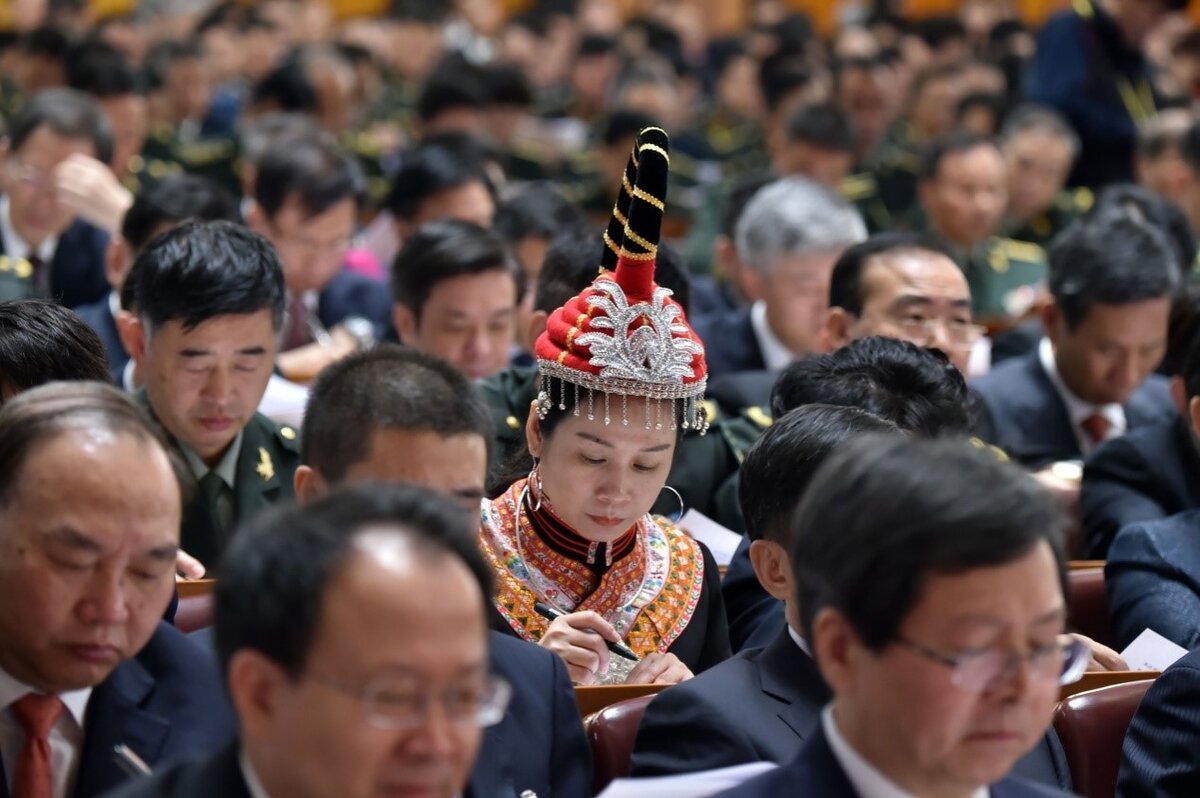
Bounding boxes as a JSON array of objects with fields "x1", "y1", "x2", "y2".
[
  {"x1": 123, "y1": 221, "x2": 300, "y2": 571},
  {"x1": 715, "y1": 437, "x2": 1081, "y2": 798},
  {"x1": 107, "y1": 484, "x2": 502, "y2": 798},
  {"x1": 1117, "y1": 646, "x2": 1200, "y2": 797},
  {"x1": 1106, "y1": 509, "x2": 1200, "y2": 649},
  {"x1": 0, "y1": 88, "x2": 114, "y2": 309},
  {"x1": 692, "y1": 176, "x2": 866, "y2": 380},
  {"x1": 1081, "y1": 289, "x2": 1200, "y2": 558},
  {"x1": 972, "y1": 209, "x2": 1179, "y2": 471},
  {"x1": 71, "y1": 175, "x2": 241, "y2": 385},
  {"x1": 720, "y1": 338, "x2": 974, "y2": 652},
  {"x1": 246, "y1": 134, "x2": 391, "y2": 384},
  {"x1": 0, "y1": 383, "x2": 234, "y2": 798},
  {"x1": 293, "y1": 345, "x2": 591, "y2": 798}
]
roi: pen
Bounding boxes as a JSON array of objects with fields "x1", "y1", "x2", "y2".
[
  {"x1": 113, "y1": 744, "x2": 151, "y2": 777},
  {"x1": 534, "y1": 602, "x2": 640, "y2": 661}
]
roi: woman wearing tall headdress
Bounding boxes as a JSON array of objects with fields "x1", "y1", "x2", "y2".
[{"x1": 479, "y1": 128, "x2": 731, "y2": 686}]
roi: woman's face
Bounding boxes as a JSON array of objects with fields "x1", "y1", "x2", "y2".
[{"x1": 527, "y1": 395, "x2": 677, "y2": 543}]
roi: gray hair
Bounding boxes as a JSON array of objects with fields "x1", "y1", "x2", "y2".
[
  {"x1": 734, "y1": 177, "x2": 868, "y2": 274},
  {"x1": 999, "y1": 104, "x2": 1081, "y2": 162}
]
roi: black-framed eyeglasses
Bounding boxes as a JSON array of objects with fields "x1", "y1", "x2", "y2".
[
  {"x1": 894, "y1": 634, "x2": 1090, "y2": 692},
  {"x1": 309, "y1": 672, "x2": 512, "y2": 729}
]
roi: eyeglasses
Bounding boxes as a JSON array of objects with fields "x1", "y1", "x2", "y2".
[
  {"x1": 309, "y1": 672, "x2": 512, "y2": 730},
  {"x1": 891, "y1": 315, "x2": 987, "y2": 351},
  {"x1": 894, "y1": 634, "x2": 1090, "y2": 692}
]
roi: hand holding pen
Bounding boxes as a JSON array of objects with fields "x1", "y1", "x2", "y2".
[{"x1": 534, "y1": 602, "x2": 637, "y2": 685}]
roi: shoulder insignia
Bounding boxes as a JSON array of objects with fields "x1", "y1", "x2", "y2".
[
  {"x1": 279, "y1": 426, "x2": 297, "y2": 441},
  {"x1": 969, "y1": 436, "x2": 1009, "y2": 463},
  {"x1": 996, "y1": 238, "x2": 1046, "y2": 264},
  {"x1": 746, "y1": 406, "x2": 772, "y2": 429},
  {"x1": 505, "y1": 415, "x2": 521, "y2": 430},
  {"x1": 1073, "y1": 187, "x2": 1094, "y2": 212},
  {"x1": 256, "y1": 447, "x2": 275, "y2": 481},
  {"x1": 839, "y1": 173, "x2": 877, "y2": 200},
  {"x1": 988, "y1": 244, "x2": 1009, "y2": 273},
  {"x1": 701, "y1": 399, "x2": 720, "y2": 425}
]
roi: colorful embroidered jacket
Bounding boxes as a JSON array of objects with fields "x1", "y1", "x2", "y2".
[{"x1": 480, "y1": 478, "x2": 731, "y2": 673}]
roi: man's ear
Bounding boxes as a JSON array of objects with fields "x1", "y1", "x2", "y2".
[
  {"x1": 103, "y1": 236, "x2": 130, "y2": 291},
  {"x1": 1040, "y1": 300, "x2": 1062, "y2": 340},
  {"x1": 748, "y1": 539, "x2": 791, "y2": 601},
  {"x1": 820, "y1": 307, "x2": 854, "y2": 354},
  {"x1": 293, "y1": 465, "x2": 326, "y2": 507},
  {"x1": 121, "y1": 313, "x2": 148, "y2": 365},
  {"x1": 245, "y1": 201, "x2": 267, "y2": 235},
  {"x1": 392, "y1": 303, "x2": 417, "y2": 344},
  {"x1": 525, "y1": 401, "x2": 544, "y2": 460},
  {"x1": 738, "y1": 266, "x2": 763, "y2": 306},
  {"x1": 527, "y1": 309, "x2": 548, "y2": 347},
  {"x1": 1170, "y1": 375, "x2": 1187, "y2": 417},
  {"x1": 810, "y1": 606, "x2": 857, "y2": 695},
  {"x1": 227, "y1": 649, "x2": 286, "y2": 742}
]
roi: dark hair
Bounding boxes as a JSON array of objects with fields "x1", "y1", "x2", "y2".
[
  {"x1": 391, "y1": 219, "x2": 519, "y2": 318},
  {"x1": 1168, "y1": 285, "x2": 1200, "y2": 384},
  {"x1": 792, "y1": 435, "x2": 1068, "y2": 647},
  {"x1": 66, "y1": 39, "x2": 140, "y2": 97},
  {"x1": 918, "y1": 130, "x2": 999, "y2": 182},
  {"x1": 20, "y1": 26, "x2": 70, "y2": 61},
  {"x1": 758, "y1": 51, "x2": 815, "y2": 114},
  {"x1": 493, "y1": 182, "x2": 586, "y2": 246},
  {"x1": 390, "y1": 0, "x2": 449, "y2": 23},
  {"x1": 0, "y1": 381, "x2": 175, "y2": 507},
  {"x1": 143, "y1": 39, "x2": 203, "y2": 92},
  {"x1": 829, "y1": 232, "x2": 958, "y2": 316},
  {"x1": 771, "y1": 336, "x2": 972, "y2": 437},
  {"x1": 0, "y1": 300, "x2": 110, "y2": 395},
  {"x1": 214, "y1": 482, "x2": 494, "y2": 679},
  {"x1": 786, "y1": 102, "x2": 854, "y2": 151},
  {"x1": 254, "y1": 134, "x2": 366, "y2": 219},
  {"x1": 251, "y1": 59, "x2": 318, "y2": 114},
  {"x1": 482, "y1": 62, "x2": 534, "y2": 108},
  {"x1": 8, "y1": 87, "x2": 114, "y2": 165},
  {"x1": 385, "y1": 140, "x2": 495, "y2": 221},
  {"x1": 128, "y1": 220, "x2": 286, "y2": 332},
  {"x1": 532, "y1": 232, "x2": 692, "y2": 316},
  {"x1": 578, "y1": 33, "x2": 617, "y2": 58},
  {"x1": 720, "y1": 176, "x2": 773, "y2": 238},
  {"x1": 1086, "y1": 183, "x2": 1196, "y2": 273},
  {"x1": 415, "y1": 55, "x2": 489, "y2": 124},
  {"x1": 1047, "y1": 213, "x2": 1181, "y2": 330},
  {"x1": 914, "y1": 15, "x2": 967, "y2": 49},
  {"x1": 739, "y1": 404, "x2": 900, "y2": 543},
  {"x1": 121, "y1": 175, "x2": 240, "y2": 255},
  {"x1": 955, "y1": 91, "x2": 1008, "y2": 132},
  {"x1": 599, "y1": 110, "x2": 659, "y2": 148},
  {"x1": 302, "y1": 344, "x2": 494, "y2": 482}
]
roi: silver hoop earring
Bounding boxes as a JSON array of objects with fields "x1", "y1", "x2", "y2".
[
  {"x1": 528, "y1": 461, "x2": 543, "y2": 513},
  {"x1": 660, "y1": 484, "x2": 684, "y2": 519}
]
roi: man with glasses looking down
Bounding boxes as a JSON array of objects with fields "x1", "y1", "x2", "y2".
[
  {"x1": 715, "y1": 436, "x2": 1084, "y2": 798},
  {"x1": 108, "y1": 483, "x2": 507, "y2": 798}
]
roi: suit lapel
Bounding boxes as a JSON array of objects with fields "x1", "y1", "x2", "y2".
[
  {"x1": 1010, "y1": 354, "x2": 1080, "y2": 464},
  {"x1": 736, "y1": 311, "x2": 767, "y2": 372},
  {"x1": 758, "y1": 631, "x2": 832, "y2": 740},
  {"x1": 74, "y1": 657, "x2": 169, "y2": 798},
  {"x1": 794, "y1": 725, "x2": 860, "y2": 798}
]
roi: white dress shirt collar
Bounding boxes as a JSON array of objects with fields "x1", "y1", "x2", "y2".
[
  {"x1": 0, "y1": 195, "x2": 59, "y2": 263},
  {"x1": 239, "y1": 750, "x2": 274, "y2": 798},
  {"x1": 750, "y1": 300, "x2": 797, "y2": 372},
  {"x1": 0, "y1": 666, "x2": 92, "y2": 798},
  {"x1": 787, "y1": 625, "x2": 812, "y2": 657},
  {"x1": 822, "y1": 705, "x2": 988, "y2": 798},
  {"x1": 1037, "y1": 337, "x2": 1125, "y2": 452}
]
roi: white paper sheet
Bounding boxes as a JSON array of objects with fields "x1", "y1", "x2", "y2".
[
  {"x1": 597, "y1": 762, "x2": 777, "y2": 798},
  {"x1": 1119, "y1": 628, "x2": 1188, "y2": 672},
  {"x1": 678, "y1": 509, "x2": 744, "y2": 566}
]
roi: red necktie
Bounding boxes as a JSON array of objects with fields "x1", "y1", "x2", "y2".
[
  {"x1": 11, "y1": 693, "x2": 64, "y2": 798},
  {"x1": 1081, "y1": 413, "x2": 1112, "y2": 445}
]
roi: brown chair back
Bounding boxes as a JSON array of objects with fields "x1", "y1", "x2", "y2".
[
  {"x1": 1066, "y1": 567, "x2": 1113, "y2": 647},
  {"x1": 174, "y1": 593, "x2": 214, "y2": 633},
  {"x1": 584, "y1": 693, "x2": 656, "y2": 795},
  {"x1": 1052, "y1": 679, "x2": 1154, "y2": 798}
]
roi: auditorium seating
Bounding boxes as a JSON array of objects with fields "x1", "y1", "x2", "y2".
[
  {"x1": 584, "y1": 693, "x2": 656, "y2": 794},
  {"x1": 1066, "y1": 563, "x2": 1114, "y2": 647},
  {"x1": 1052, "y1": 680, "x2": 1155, "y2": 798}
]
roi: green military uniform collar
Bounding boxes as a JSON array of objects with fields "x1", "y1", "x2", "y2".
[{"x1": 179, "y1": 431, "x2": 244, "y2": 491}]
